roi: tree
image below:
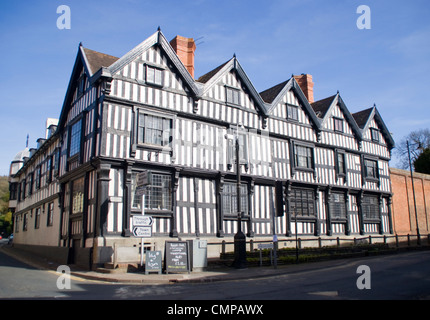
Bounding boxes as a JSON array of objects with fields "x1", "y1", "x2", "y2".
[
  {"x1": 0, "y1": 176, "x2": 12, "y2": 235},
  {"x1": 0, "y1": 212, "x2": 12, "y2": 236},
  {"x1": 394, "y1": 129, "x2": 430, "y2": 171},
  {"x1": 413, "y1": 147, "x2": 430, "y2": 174}
]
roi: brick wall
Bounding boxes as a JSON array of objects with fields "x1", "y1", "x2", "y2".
[{"x1": 390, "y1": 167, "x2": 430, "y2": 236}]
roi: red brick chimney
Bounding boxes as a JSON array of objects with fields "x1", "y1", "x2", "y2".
[
  {"x1": 170, "y1": 36, "x2": 196, "y2": 78},
  {"x1": 294, "y1": 74, "x2": 314, "y2": 103}
]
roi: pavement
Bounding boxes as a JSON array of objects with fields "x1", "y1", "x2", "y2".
[
  {"x1": 0, "y1": 243, "x2": 354, "y2": 285},
  {"x1": 3, "y1": 242, "x2": 428, "y2": 285}
]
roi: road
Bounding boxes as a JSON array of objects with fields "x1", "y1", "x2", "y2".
[{"x1": 1, "y1": 242, "x2": 430, "y2": 301}]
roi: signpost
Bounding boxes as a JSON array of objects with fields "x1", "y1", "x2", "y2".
[
  {"x1": 257, "y1": 242, "x2": 277, "y2": 268},
  {"x1": 132, "y1": 170, "x2": 153, "y2": 267}
]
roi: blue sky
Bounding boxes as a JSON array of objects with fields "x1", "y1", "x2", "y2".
[{"x1": 1, "y1": 0, "x2": 429, "y2": 175}]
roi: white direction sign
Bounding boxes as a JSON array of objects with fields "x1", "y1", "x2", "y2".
[
  {"x1": 136, "y1": 171, "x2": 150, "y2": 187},
  {"x1": 133, "y1": 215, "x2": 153, "y2": 227},
  {"x1": 258, "y1": 243, "x2": 274, "y2": 250},
  {"x1": 132, "y1": 226, "x2": 152, "y2": 238},
  {"x1": 135, "y1": 187, "x2": 146, "y2": 197}
]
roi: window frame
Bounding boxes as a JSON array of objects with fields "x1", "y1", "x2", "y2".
[
  {"x1": 35, "y1": 166, "x2": 41, "y2": 190},
  {"x1": 26, "y1": 173, "x2": 34, "y2": 197},
  {"x1": 226, "y1": 125, "x2": 249, "y2": 171},
  {"x1": 291, "y1": 141, "x2": 315, "y2": 173},
  {"x1": 225, "y1": 86, "x2": 241, "y2": 106},
  {"x1": 9, "y1": 183, "x2": 18, "y2": 201},
  {"x1": 131, "y1": 171, "x2": 173, "y2": 214},
  {"x1": 335, "y1": 149, "x2": 347, "y2": 182},
  {"x1": 47, "y1": 202, "x2": 54, "y2": 227},
  {"x1": 53, "y1": 148, "x2": 60, "y2": 177},
  {"x1": 362, "y1": 195, "x2": 380, "y2": 221},
  {"x1": 71, "y1": 176, "x2": 85, "y2": 215},
  {"x1": 364, "y1": 158, "x2": 378, "y2": 180},
  {"x1": 370, "y1": 127, "x2": 380, "y2": 143},
  {"x1": 23, "y1": 213, "x2": 28, "y2": 232},
  {"x1": 19, "y1": 179, "x2": 26, "y2": 201},
  {"x1": 330, "y1": 192, "x2": 347, "y2": 220},
  {"x1": 137, "y1": 113, "x2": 173, "y2": 148},
  {"x1": 46, "y1": 156, "x2": 53, "y2": 183},
  {"x1": 68, "y1": 118, "x2": 83, "y2": 159},
  {"x1": 77, "y1": 74, "x2": 86, "y2": 97},
  {"x1": 333, "y1": 117, "x2": 344, "y2": 133},
  {"x1": 34, "y1": 207, "x2": 41, "y2": 229},
  {"x1": 289, "y1": 187, "x2": 316, "y2": 218},
  {"x1": 145, "y1": 65, "x2": 164, "y2": 87},
  {"x1": 221, "y1": 181, "x2": 249, "y2": 218},
  {"x1": 286, "y1": 104, "x2": 299, "y2": 121}
]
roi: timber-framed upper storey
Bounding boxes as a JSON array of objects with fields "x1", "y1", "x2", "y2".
[{"x1": 9, "y1": 29, "x2": 395, "y2": 255}]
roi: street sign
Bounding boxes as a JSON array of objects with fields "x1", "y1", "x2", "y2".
[
  {"x1": 133, "y1": 215, "x2": 153, "y2": 227},
  {"x1": 132, "y1": 226, "x2": 152, "y2": 238},
  {"x1": 135, "y1": 186, "x2": 146, "y2": 197},
  {"x1": 258, "y1": 243, "x2": 274, "y2": 250},
  {"x1": 136, "y1": 171, "x2": 151, "y2": 187}
]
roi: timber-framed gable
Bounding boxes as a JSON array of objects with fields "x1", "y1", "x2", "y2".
[{"x1": 9, "y1": 29, "x2": 397, "y2": 268}]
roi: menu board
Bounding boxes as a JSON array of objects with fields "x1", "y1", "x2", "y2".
[
  {"x1": 165, "y1": 241, "x2": 190, "y2": 274},
  {"x1": 145, "y1": 251, "x2": 162, "y2": 275}
]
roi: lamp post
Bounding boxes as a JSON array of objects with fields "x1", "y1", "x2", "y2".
[
  {"x1": 233, "y1": 137, "x2": 247, "y2": 269},
  {"x1": 407, "y1": 140, "x2": 421, "y2": 245}
]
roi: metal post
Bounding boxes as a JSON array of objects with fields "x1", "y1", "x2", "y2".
[
  {"x1": 295, "y1": 212, "x2": 299, "y2": 264},
  {"x1": 141, "y1": 192, "x2": 145, "y2": 268},
  {"x1": 407, "y1": 141, "x2": 421, "y2": 245},
  {"x1": 233, "y1": 138, "x2": 247, "y2": 269}
]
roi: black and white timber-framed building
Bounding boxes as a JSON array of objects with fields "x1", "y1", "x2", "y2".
[{"x1": 9, "y1": 29, "x2": 395, "y2": 267}]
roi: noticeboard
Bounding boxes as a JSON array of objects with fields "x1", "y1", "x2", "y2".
[
  {"x1": 145, "y1": 251, "x2": 162, "y2": 275},
  {"x1": 165, "y1": 241, "x2": 190, "y2": 274}
]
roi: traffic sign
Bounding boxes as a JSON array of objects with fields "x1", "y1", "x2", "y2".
[
  {"x1": 133, "y1": 215, "x2": 153, "y2": 227},
  {"x1": 132, "y1": 226, "x2": 152, "y2": 238},
  {"x1": 135, "y1": 186, "x2": 146, "y2": 196},
  {"x1": 136, "y1": 171, "x2": 151, "y2": 187}
]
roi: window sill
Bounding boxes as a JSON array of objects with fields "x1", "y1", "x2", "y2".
[
  {"x1": 293, "y1": 167, "x2": 315, "y2": 174},
  {"x1": 364, "y1": 177, "x2": 379, "y2": 183},
  {"x1": 292, "y1": 216, "x2": 317, "y2": 222},
  {"x1": 331, "y1": 218, "x2": 348, "y2": 223},
  {"x1": 131, "y1": 210, "x2": 173, "y2": 217},
  {"x1": 363, "y1": 218, "x2": 381, "y2": 223},
  {"x1": 145, "y1": 81, "x2": 164, "y2": 89},
  {"x1": 136, "y1": 143, "x2": 172, "y2": 154},
  {"x1": 223, "y1": 214, "x2": 250, "y2": 221}
]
